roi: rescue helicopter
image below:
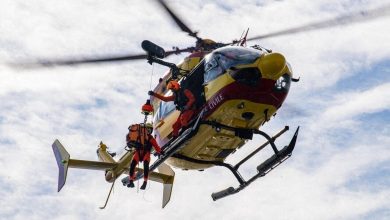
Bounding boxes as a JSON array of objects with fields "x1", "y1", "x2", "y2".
[{"x1": 19, "y1": 0, "x2": 390, "y2": 209}]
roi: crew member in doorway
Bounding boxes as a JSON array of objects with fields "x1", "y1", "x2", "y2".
[{"x1": 148, "y1": 80, "x2": 196, "y2": 138}]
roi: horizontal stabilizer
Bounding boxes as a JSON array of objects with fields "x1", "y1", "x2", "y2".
[
  {"x1": 68, "y1": 159, "x2": 117, "y2": 170},
  {"x1": 52, "y1": 140, "x2": 118, "y2": 192}
]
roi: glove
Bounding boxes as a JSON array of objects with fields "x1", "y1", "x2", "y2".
[{"x1": 148, "y1": 91, "x2": 155, "y2": 96}]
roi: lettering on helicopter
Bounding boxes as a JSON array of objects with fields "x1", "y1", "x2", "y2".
[{"x1": 205, "y1": 93, "x2": 224, "y2": 112}]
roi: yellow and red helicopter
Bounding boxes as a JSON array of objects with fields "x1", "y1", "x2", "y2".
[{"x1": 20, "y1": 0, "x2": 389, "y2": 209}]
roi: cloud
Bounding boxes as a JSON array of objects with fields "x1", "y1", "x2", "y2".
[{"x1": 322, "y1": 83, "x2": 390, "y2": 121}]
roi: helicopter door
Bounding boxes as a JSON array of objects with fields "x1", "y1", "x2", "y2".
[
  {"x1": 181, "y1": 60, "x2": 206, "y2": 109},
  {"x1": 153, "y1": 61, "x2": 206, "y2": 141}
]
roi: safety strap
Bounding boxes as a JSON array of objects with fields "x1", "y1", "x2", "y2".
[{"x1": 136, "y1": 124, "x2": 142, "y2": 145}]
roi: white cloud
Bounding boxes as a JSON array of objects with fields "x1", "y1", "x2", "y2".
[{"x1": 322, "y1": 83, "x2": 390, "y2": 121}]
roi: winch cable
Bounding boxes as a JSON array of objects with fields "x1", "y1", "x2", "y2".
[
  {"x1": 149, "y1": 63, "x2": 155, "y2": 91},
  {"x1": 136, "y1": 163, "x2": 140, "y2": 194}
]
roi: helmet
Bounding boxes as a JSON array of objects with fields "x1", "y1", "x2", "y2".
[{"x1": 167, "y1": 80, "x2": 180, "y2": 91}]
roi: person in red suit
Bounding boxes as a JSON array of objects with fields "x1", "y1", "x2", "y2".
[
  {"x1": 127, "y1": 123, "x2": 162, "y2": 190},
  {"x1": 148, "y1": 80, "x2": 196, "y2": 138}
]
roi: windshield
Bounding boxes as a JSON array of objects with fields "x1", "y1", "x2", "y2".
[{"x1": 204, "y1": 46, "x2": 262, "y2": 83}]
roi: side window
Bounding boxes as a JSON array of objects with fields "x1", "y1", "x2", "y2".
[
  {"x1": 204, "y1": 54, "x2": 224, "y2": 83},
  {"x1": 160, "y1": 101, "x2": 176, "y2": 118},
  {"x1": 153, "y1": 98, "x2": 176, "y2": 124},
  {"x1": 153, "y1": 102, "x2": 161, "y2": 124}
]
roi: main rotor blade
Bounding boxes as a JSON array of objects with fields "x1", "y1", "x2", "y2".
[
  {"x1": 247, "y1": 4, "x2": 390, "y2": 41},
  {"x1": 157, "y1": 0, "x2": 200, "y2": 39},
  {"x1": 165, "y1": 46, "x2": 197, "y2": 56},
  {"x1": 11, "y1": 53, "x2": 149, "y2": 68},
  {"x1": 10, "y1": 47, "x2": 195, "y2": 69}
]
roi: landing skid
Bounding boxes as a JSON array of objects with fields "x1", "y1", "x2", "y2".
[{"x1": 210, "y1": 126, "x2": 300, "y2": 201}]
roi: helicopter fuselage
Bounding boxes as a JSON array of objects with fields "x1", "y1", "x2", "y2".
[{"x1": 152, "y1": 46, "x2": 293, "y2": 170}]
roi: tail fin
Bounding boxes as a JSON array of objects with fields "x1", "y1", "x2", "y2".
[
  {"x1": 52, "y1": 139, "x2": 70, "y2": 192},
  {"x1": 157, "y1": 163, "x2": 175, "y2": 208}
]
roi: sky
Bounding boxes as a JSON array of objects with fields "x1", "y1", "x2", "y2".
[{"x1": 0, "y1": 0, "x2": 389, "y2": 219}]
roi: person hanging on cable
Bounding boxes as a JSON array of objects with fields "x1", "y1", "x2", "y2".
[
  {"x1": 126, "y1": 123, "x2": 162, "y2": 190},
  {"x1": 148, "y1": 80, "x2": 196, "y2": 138}
]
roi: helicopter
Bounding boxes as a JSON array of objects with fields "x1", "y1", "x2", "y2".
[{"x1": 25, "y1": 0, "x2": 389, "y2": 209}]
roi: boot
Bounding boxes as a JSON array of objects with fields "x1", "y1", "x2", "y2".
[
  {"x1": 140, "y1": 181, "x2": 147, "y2": 190},
  {"x1": 127, "y1": 180, "x2": 134, "y2": 188}
]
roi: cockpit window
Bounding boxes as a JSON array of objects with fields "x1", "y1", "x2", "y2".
[
  {"x1": 204, "y1": 54, "x2": 224, "y2": 83},
  {"x1": 204, "y1": 46, "x2": 262, "y2": 83}
]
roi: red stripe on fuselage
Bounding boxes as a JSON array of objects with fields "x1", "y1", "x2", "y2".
[{"x1": 203, "y1": 78, "x2": 288, "y2": 118}]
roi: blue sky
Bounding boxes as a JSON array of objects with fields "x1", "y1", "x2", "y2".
[{"x1": 0, "y1": 0, "x2": 389, "y2": 219}]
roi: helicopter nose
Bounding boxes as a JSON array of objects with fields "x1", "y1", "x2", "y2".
[{"x1": 258, "y1": 53, "x2": 286, "y2": 80}]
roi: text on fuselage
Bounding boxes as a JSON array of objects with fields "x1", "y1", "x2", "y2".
[{"x1": 208, "y1": 93, "x2": 224, "y2": 110}]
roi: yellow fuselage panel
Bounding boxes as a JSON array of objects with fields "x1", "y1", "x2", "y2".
[
  {"x1": 166, "y1": 157, "x2": 214, "y2": 170},
  {"x1": 177, "y1": 56, "x2": 202, "y2": 72},
  {"x1": 204, "y1": 73, "x2": 235, "y2": 100},
  {"x1": 206, "y1": 99, "x2": 277, "y2": 128},
  {"x1": 156, "y1": 110, "x2": 180, "y2": 139},
  {"x1": 165, "y1": 99, "x2": 276, "y2": 170}
]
